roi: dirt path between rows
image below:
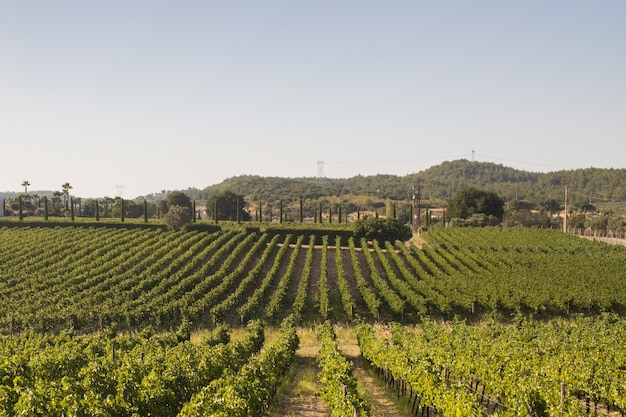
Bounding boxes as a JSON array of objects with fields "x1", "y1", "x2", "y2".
[
  {"x1": 268, "y1": 345, "x2": 329, "y2": 417},
  {"x1": 341, "y1": 344, "x2": 404, "y2": 417},
  {"x1": 270, "y1": 343, "x2": 405, "y2": 417}
]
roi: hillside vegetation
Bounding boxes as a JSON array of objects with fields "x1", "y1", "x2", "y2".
[{"x1": 186, "y1": 160, "x2": 626, "y2": 213}]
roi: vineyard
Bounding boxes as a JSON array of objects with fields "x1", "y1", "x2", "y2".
[{"x1": 0, "y1": 224, "x2": 625, "y2": 415}]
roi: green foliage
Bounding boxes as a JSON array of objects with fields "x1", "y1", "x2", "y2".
[
  {"x1": 162, "y1": 205, "x2": 192, "y2": 231},
  {"x1": 18, "y1": 195, "x2": 23, "y2": 221},
  {"x1": 214, "y1": 234, "x2": 288, "y2": 323},
  {"x1": 180, "y1": 316, "x2": 298, "y2": 416},
  {"x1": 317, "y1": 321, "x2": 369, "y2": 416},
  {"x1": 184, "y1": 162, "x2": 626, "y2": 222},
  {"x1": 0, "y1": 223, "x2": 626, "y2": 415},
  {"x1": 176, "y1": 317, "x2": 192, "y2": 342},
  {"x1": 357, "y1": 315, "x2": 626, "y2": 415},
  {"x1": 357, "y1": 322, "x2": 480, "y2": 415},
  {"x1": 446, "y1": 185, "x2": 504, "y2": 221},
  {"x1": 166, "y1": 191, "x2": 192, "y2": 211},
  {"x1": 264, "y1": 235, "x2": 305, "y2": 321},
  {"x1": 348, "y1": 237, "x2": 381, "y2": 318},
  {"x1": 291, "y1": 235, "x2": 315, "y2": 322},
  {"x1": 207, "y1": 191, "x2": 251, "y2": 222},
  {"x1": 0, "y1": 319, "x2": 270, "y2": 417},
  {"x1": 1, "y1": 225, "x2": 626, "y2": 335},
  {"x1": 353, "y1": 217, "x2": 412, "y2": 243},
  {"x1": 318, "y1": 236, "x2": 330, "y2": 319},
  {"x1": 335, "y1": 235, "x2": 355, "y2": 319},
  {"x1": 449, "y1": 213, "x2": 501, "y2": 227},
  {"x1": 263, "y1": 223, "x2": 353, "y2": 246},
  {"x1": 201, "y1": 323, "x2": 231, "y2": 347}
]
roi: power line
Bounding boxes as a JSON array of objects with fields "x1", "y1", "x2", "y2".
[
  {"x1": 474, "y1": 153, "x2": 572, "y2": 171},
  {"x1": 324, "y1": 154, "x2": 468, "y2": 166},
  {"x1": 568, "y1": 190, "x2": 626, "y2": 204}
]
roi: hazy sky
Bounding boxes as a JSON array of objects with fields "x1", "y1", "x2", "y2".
[{"x1": 1, "y1": 1, "x2": 625, "y2": 198}]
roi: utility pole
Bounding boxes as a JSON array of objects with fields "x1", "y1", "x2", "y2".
[
  {"x1": 563, "y1": 185, "x2": 568, "y2": 234},
  {"x1": 317, "y1": 160, "x2": 325, "y2": 179}
]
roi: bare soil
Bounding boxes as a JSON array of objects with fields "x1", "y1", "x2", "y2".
[
  {"x1": 341, "y1": 344, "x2": 405, "y2": 417},
  {"x1": 268, "y1": 345, "x2": 329, "y2": 417},
  {"x1": 270, "y1": 340, "x2": 406, "y2": 417}
]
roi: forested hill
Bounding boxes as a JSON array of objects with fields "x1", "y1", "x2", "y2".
[{"x1": 190, "y1": 160, "x2": 626, "y2": 209}]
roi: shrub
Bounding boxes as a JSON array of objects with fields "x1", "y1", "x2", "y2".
[
  {"x1": 162, "y1": 205, "x2": 192, "y2": 231},
  {"x1": 353, "y1": 217, "x2": 412, "y2": 243}
]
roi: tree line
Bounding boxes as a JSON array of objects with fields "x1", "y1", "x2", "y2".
[{"x1": 4, "y1": 174, "x2": 625, "y2": 236}]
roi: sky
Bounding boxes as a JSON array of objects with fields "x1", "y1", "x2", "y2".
[{"x1": 1, "y1": 1, "x2": 625, "y2": 199}]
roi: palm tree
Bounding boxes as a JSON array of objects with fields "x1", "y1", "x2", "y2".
[
  {"x1": 22, "y1": 180, "x2": 30, "y2": 194},
  {"x1": 62, "y1": 182, "x2": 72, "y2": 211}
]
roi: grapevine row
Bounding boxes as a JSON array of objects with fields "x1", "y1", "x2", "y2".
[
  {"x1": 265, "y1": 234, "x2": 306, "y2": 321},
  {"x1": 211, "y1": 233, "x2": 285, "y2": 322},
  {"x1": 291, "y1": 234, "x2": 316, "y2": 321},
  {"x1": 357, "y1": 322, "x2": 480, "y2": 416},
  {"x1": 335, "y1": 235, "x2": 356, "y2": 319},
  {"x1": 318, "y1": 235, "x2": 330, "y2": 319},
  {"x1": 179, "y1": 316, "x2": 299, "y2": 417},
  {"x1": 0, "y1": 320, "x2": 265, "y2": 416},
  {"x1": 317, "y1": 321, "x2": 369, "y2": 416},
  {"x1": 359, "y1": 238, "x2": 405, "y2": 316},
  {"x1": 347, "y1": 237, "x2": 381, "y2": 319}
]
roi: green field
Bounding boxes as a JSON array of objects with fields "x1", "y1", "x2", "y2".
[{"x1": 0, "y1": 224, "x2": 625, "y2": 415}]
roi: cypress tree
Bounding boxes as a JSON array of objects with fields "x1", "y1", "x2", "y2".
[
  {"x1": 338, "y1": 204, "x2": 342, "y2": 224},
  {"x1": 44, "y1": 196, "x2": 49, "y2": 220},
  {"x1": 120, "y1": 199, "x2": 125, "y2": 222},
  {"x1": 192, "y1": 200, "x2": 196, "y2": 222},
  {"x1": 18, "y1": 195, "x2": 23, "y2": 222},
  {"x1": 328, "y1": 205, "x2": 332, "y2": 224},
  {"x1": 258, "y1": 203, "x2": 262, "y2": 222},
  {"x1": 95, "y1": 199, "x2": 100, "y2": 221},
  {"x1": 357, "y1": 208, "x2": 360, "y2": 220},
  {"x1": 144, "y1": 199, "x2": 148, "y2": 223},
  {"x1": 214, "y1": 199, "x2": 218, "y2": 224},
  {"x1": 299, "y1": 198, "x2": 303, "y2": 222},
  {"x1": 236, "y1": 198, "x2": 241, "y2": 224},
  {"x1": 70, "y1": 198, "x2": 75, "y2": 221},
  {"x1": 279, "y1": 200, "x2": 283, "y2": 223},
  {"x1": 319, "y1": 202, "x2": 323, "y2": 223}
]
